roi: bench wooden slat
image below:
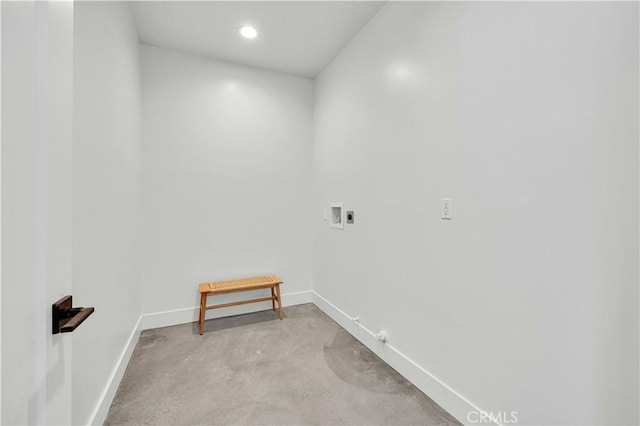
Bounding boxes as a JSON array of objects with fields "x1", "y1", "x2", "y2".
[
  {"x1": 198, "y1": 275, "x2": 283, "y2": 334},
  {"x1": 198, "y1": 275, "x2": 282, "y2": 296},
  {"x1": 199, "y1": 275, "x2": 281, "y2": 293},
  {"x1": 205, "y1": 296, "x2": 275, "y2": 311}
]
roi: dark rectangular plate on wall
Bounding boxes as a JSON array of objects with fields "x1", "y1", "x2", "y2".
[{"x1": 52, "y1": 295, "x2": 95, "y2": 334}]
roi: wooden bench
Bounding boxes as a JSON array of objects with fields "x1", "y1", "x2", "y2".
[{"x1": 198, "y1": 275, "x2": 283, "y2": 335}]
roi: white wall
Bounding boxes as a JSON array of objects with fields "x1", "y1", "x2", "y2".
[
  {"x1": 313, "y1": 2, "x2": 639, "y2": 425},
  {"x1": 1, "y1": 3, "x2": 3, "y2": 419},
  {"x1": 140, "y1": 45, "x2": 313, "y2": 322},
  {"x1": 72, "y1": 2, "x2": 141, "y2": 424},
  {"x1": 1, "y1": 1, "x2": 74, "y2": 424}
]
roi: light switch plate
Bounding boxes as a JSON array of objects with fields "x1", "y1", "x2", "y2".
[{"x1": 441, "y1": 198, "x2": 453, "y2": 219}]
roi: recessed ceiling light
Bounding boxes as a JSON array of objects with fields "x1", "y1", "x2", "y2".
[{"x1": 239, "y1": 26, "x2": 258, "y2": 39}]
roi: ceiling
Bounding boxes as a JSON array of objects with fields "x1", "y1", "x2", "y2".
[{"x1": 129, "y1": 1, "x2": 385, "y2": 78}]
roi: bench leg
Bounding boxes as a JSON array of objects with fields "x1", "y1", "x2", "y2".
[
  {"x1": 271, "y1": 287, "x2": 276, "y2": 311},
  {"x1": 199, "y1": 293, "x2": 207, "y2": 335},
  {"x1": 275, "y1": 284, "x2": 283, "y2": 320}
]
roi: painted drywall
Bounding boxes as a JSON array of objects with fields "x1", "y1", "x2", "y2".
[
  {"x1": 140, "y1": 45, "x2": 313, "y2": 319},
  {"x1": 313, "y1": 2, "x2": 639, "y2": 425},
  {"x1": 72, "y1": 2, "x2": 141, "y2": 424},
  {"x1": 1, "y1": 1, "x2": 74, "y2": 424},
  {"x1": 0, "y1": 3, "x2": 3, "y2": 419}
]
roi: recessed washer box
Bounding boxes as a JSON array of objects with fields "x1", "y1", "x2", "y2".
[{"x1": 329, "y1": 202, "x2": 344, "y2": 230}]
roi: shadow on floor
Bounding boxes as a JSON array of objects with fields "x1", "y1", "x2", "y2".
[
  {"x1": 194, "y1": 308, "x2": 283, "y2": 335},
  {"x1": 324, "y1": 328, "x2": 413, "y2": 395}
]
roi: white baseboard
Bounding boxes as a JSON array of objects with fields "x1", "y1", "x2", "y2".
[
  {"x1": 311, "y1": 291, "x2": 484, "y2": 426},
  {"x1": 139, "y1": 290, "x2": 314, "y2": 330},
  {"x1": 88, "y1": 316, "x2": 142, "y2": 426},
  {"x1": 281, "y1": 290, "x2": 314, "y2": 306}
]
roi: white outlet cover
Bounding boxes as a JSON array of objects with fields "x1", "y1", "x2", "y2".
[{"x1": 441, "y1": 198, "x2": 453, "y2": 219}]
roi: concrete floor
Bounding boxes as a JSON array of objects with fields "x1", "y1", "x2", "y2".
[{"x1": 105, "y1": 304, "x2": 460, "y2": 425}]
